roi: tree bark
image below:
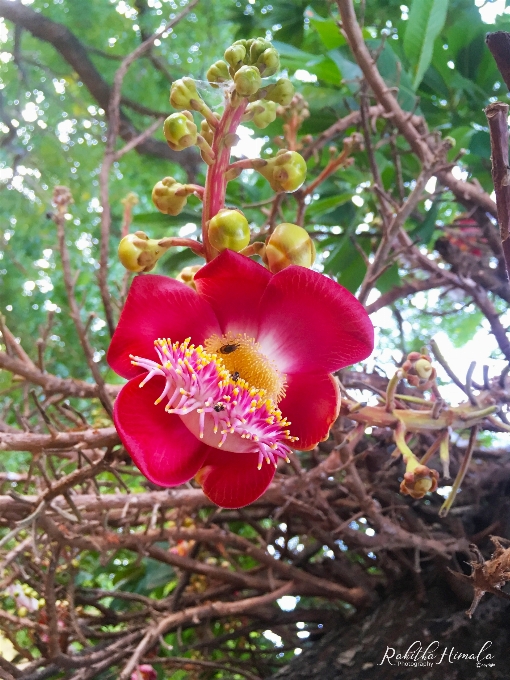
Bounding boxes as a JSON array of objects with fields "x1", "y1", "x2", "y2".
[{"x1": 268, "y1": 578, "x2": 510, "y2": 680}]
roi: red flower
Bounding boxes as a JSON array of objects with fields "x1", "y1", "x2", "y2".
[{"x1": 108, "y1": 250, "x2": 373, "y2": 508}]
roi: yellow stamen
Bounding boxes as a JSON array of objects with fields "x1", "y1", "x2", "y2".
[{"x1": 205, "y1": 332, "x2": 286, "y2": 402}]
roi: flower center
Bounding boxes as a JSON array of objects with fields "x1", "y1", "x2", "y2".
[
  {"x1": 204, "y1": 332, "x2": 286, "y2": 402},
  {"x1": 129, "y1": 337, "x2": 297, "y2": 470}
]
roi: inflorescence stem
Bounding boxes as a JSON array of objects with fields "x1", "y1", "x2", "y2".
[{"x1": 202, "y1": 96, "x2": 248, "y2": 261}]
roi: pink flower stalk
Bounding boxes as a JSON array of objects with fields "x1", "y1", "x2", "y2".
[{"x1": 108, "y1": 250, "x2": 373, "y2": 508}]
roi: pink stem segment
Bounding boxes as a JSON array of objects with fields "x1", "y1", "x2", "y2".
[{"x1": 202, "y1": 94, "x2": 248, "y2": 261}]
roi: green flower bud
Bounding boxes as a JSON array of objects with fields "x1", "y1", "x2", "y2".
[
  {"x1": 224, "y1": 42, "x2": 246, "y2": 70},
  {"x1": 163, "y1": 111, "x2": 197, "y2": 151},
  {"x1": 234, "y1": 65, "x2": 262, "y2": 97},
  {"x1": 118, "y1": 232, "x2": 164, "y2": 273},
  {"x1": 264, "y1": 78, "x2": 295, "y2": 106},
  {"x1": 264, "y1": 223, "x2": 316, "y2": 273},
  {"x1": 152, "y1": 177, "x2": 193, "y2": 216},
  {"x1": 208, "y1": 209, "x2": 250, "y2": 252},
  {"x1": 207, "y1": 60, "x2": 231, "y2": 86},
  {"x1": 255, "y1": 47, "x2": 280, "y2": 76},
  {"x1": 256, "y1": 149, "x2": 307, "y2": 193},
  {"x1": 245, "y1": 100, "x2": 277, "y2": 129},
  {"x1": 170, "y1": 77, "x2": 202, "y2": 110},
  {"x1": 248, "y1": 37, "x2": 272, "y2": 63}
]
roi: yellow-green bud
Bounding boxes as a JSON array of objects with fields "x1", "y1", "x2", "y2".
[
  {"x1": 256, "y1": 149, "x2": 307, "y2": 193},
  {"x1": 415, "y1": 358, "x2": 433, "y2": 380},
  {"x1": 234, "y1": 65, "x2": 262, "y2": 97},
  {"x1": 255, "y1": 47, "x2": 280, "y2": 77},
  {"x1": 245, "y1": 100, "x2": 277, "y2": 129},
  {"x1": 265, "y1": 223, "x2": 316, "y2": 273},
  {"x1": 207, "y1": 60, "x2": 231, "y2": 86},
  {"x1": 248, "y1": 37, "x2": 272, "y2": 63},
  {"x1": 170, "y1": 77, "x2": 202, "y2": 110},
  {"x1": 264, "y1": 78, "x2": 295, "y2": 106},
  {"x1": 118, "y1": 232, "x2": 164, "y2": 273},
  {"x1": 152, "y1": 177, "x2": 193, "y2": 216},
  {"x1": 163, "y1": 111, "x2": 197, "y2": 151},
  {"x1": 200, "y1": 119, "x2": 214, "y2": 146},
  {"x1": 208, "y1": 209, "x2": 250, "y2": 252},
  {"x1": 224, "y1": 42, "x2": 246, "y2": 70},
  {"x1": 176, "y1": 264, "x2": 201, "y2": 290}
]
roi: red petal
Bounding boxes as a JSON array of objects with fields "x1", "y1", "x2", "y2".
[
  {"x1": 194, "y1": 249, "x2": 271, "y2": 337},
  {"x1": 279, "y1": 372, "x2": 339, "y2": 451},
  {"x1": 114, "y1": 376, "x2": 209, "y2": 486},
  {"x1": 257, "y1": 266, "x2": 374, "y2": 373},
  {"x1": 108, "y1": 274, "x2": 221, "y2": 379},
  {"x1": 195, "y1": 449, "x2": 275, "y2": 509}
]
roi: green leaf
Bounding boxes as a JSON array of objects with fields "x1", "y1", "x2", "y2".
[
  {"x1": 376, "y1": 263, "x2": 400, "y2": 294},
  {"x1": 309, "y1": 14, "x2": 346, "y2": 50},
  {"x1": 410, "y1": 198, "x2": 439, "y2": 245},
  {"x1": 132, "y1": 209, "x2": 201, "y2": 228},
  {"x1": 403, "y1": 0, "x2": 449, "y2": 89},
  {"x1": 306, "y1": 193, "x2": 352, "y2": 218}
]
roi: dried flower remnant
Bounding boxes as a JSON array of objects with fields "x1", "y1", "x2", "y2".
[{"x1": 450, "y1": 537, "x2": 510, "y2": 618}]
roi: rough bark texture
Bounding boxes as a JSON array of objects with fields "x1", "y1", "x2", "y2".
[{"x1": 269, "y1": 579, "x2": 510, "y2": 680}]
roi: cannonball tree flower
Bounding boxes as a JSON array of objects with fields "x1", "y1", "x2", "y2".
[{"x1": 108, "y1": 250, "x2": 373, "y2": 509}]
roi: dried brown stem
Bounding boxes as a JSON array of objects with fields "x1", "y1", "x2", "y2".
[{"x1": 485, "y1": 101, "x2": 510, "y2": 279}]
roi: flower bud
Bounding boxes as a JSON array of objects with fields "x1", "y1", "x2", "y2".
[
  {"x1": 265, "y1": 223, "x2": 315, "y2": 273},
  {"x1": 176, "y1": 264, "x2": 201, "y2": 290},
  {"x1": 118, "y1": 232, "x2": 164, "y2": 273},
  {"x1": 208, "y1": 209, "x2": 250, "y2": 252},
  {"x1": 224, "y1": 42, "x2": 246, "y2": 70},
  {"x1": 256, "y1": 47, "x2": 280, "y2": 76},
  {"x1": 200, "y1": 119, "x2": 214, "y2": 146},
  {"x1": 400, "y1": 464, "x2": 439, "y2": 500},
  {"x1": 257, "y1": 149, "x2": 307, "y2": 193},
  {"x1": 207, "y1": 60, "x2": 231, "y2": 86},
  {"x1": 163, "y1": 111, "x2": 197, "y2": 151},
  {"x1": 234, "y1": 65, "x2": 262, "y2": 97},
  {"x1": 170, "y1": 77, "x2": 202, "y2": 110},
  {"x1": 402, "y1": 351, "x2": 436, "y2": 389},
  {"x1": 152, "y1": 177, "x2": 193, "y2": 216},
  {"x1": 415, "y1": 358, "x2": 433, "y2": 380},
  {"x1": 249, "y1": 37, "x2": 273, "y2": 63},
  {"x1": 245, "y1": 100, "x2": 277, "y2": 129},
  {"x1": 264, "y1": 77, "x2": 295, "y2": 106},
  {"x1": 131, "y1": 665, "x2": 157, "y2": 680}
]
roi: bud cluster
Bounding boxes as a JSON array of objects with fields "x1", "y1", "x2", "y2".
[{"x1": 117, "y1": 37, "x2": 319, "y2": 280}]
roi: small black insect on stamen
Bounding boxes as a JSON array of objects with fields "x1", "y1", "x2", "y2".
[
  {"x1": 219, "y1": 343, "x2": 240, "y2": 355},
  {"x1": 231, "y1": 371, "x2": 240, "y2": 382},
  {"x1": 213, "y1": 403, "x2": 225, "y2": 412}
]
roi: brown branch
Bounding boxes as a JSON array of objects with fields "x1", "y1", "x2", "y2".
[
  {"x1": 0, "y1": 426, "x2": 118, "y2": 452},
  {"x1": 53, "y1": 188, "x2": 113, "y2": 418},
  {"x1": 365, "y1": 276, "x2": 445, "y2": 315},
  {"x1": 485, "y1": 101, "x2": 510, "y2": 278},
  {"x1": 336, "y1": 0, "x2": 497, "y2": 217},
  {"x1": 0, "y1": 350, "x2": 120, "y2": 400},
  {"x1": 117, "y1": 583, "x2": 294, "y2": 680},
  {"x1": 486, "y1": 32, "x2": 510, "y2": 92}
]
